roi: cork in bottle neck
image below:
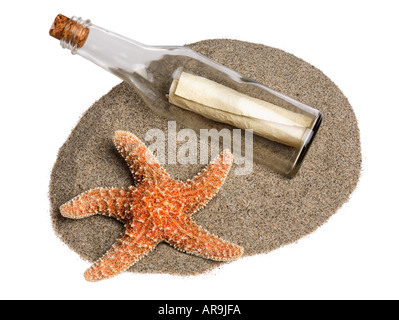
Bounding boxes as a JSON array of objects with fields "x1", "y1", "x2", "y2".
[{"x1": 49, "y1": 14, "x2": 91, "y2": 54}]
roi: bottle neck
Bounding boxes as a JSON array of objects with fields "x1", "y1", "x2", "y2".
[
  {"x1": 57, "y1": 16, "x2": 154, "y2": 83},
  {"x1": 59, "y1": 16, "x2": 92, "y2": 54}
]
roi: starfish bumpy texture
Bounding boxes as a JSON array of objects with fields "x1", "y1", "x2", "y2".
[{"x1": 60, "y1": 131, "x2": 243, "y2": 281}]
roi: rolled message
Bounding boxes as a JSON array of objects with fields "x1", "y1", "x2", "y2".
[{"x1": 168, "y1": 72, "x2": 312, "y2": 148}]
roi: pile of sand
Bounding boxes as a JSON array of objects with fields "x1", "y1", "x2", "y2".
[{"x1": 49, "y1": 39, "x2": 362, "y2": 275}]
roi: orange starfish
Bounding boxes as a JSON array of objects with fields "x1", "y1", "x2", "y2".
[{"x1": 60, "y1": 131, "x2": 243, "y2": 281}]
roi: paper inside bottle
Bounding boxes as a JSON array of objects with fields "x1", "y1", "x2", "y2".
[{"x1": 168, "y1": 72, "x2": 313, "y2": 149}]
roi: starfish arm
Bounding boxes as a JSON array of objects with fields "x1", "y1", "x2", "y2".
[
  {"x1": 59, "y1": 187, "x2": 135, "y2": 222},
  {"x1": 113, "y1": 131, "x2": 169, "y2": 184},
  {"x1": 182, "y1": 150, "x2": 233, "y2": 215},
  {"x1": 164, "y1": 216, "x2": 243, "y2": 262},
  {"x1": 84, "y1": 222, "x2": 159, "y2": 281}
]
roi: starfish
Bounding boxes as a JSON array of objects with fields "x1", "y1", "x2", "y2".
[{"x1": 60, "y1": 130, "x2": 243, "y2": 281}]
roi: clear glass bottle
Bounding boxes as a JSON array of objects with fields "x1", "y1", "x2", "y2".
[{"x1": 49, "y1": 14, "x2": 322, "y2": 177}]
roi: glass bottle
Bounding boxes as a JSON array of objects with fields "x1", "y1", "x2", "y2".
[{"x1": 49, "y1": 14, "x2": 322, "y2": 177}]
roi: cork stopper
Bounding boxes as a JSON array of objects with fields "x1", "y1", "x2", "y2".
[{"x1": 49, "y1": 14, "x2": 90, "y2": 49}]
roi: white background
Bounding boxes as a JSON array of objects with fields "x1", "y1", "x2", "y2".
[{"x1": 1, "y1": 0, "x2": 398, "y2": 300}]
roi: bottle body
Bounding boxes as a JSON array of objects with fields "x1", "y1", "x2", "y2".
[{"x1": 53, "y1": 15, "x2": 322, "y2": 177}]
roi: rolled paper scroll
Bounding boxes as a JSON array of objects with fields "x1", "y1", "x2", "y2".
[{"x1": 168, "y1": 72, "x2": 313, "y2": 149}]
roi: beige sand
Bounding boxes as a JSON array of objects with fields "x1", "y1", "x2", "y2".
[{"x1": 49, "y1": 39, "x2": 362, "y2": 275}]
